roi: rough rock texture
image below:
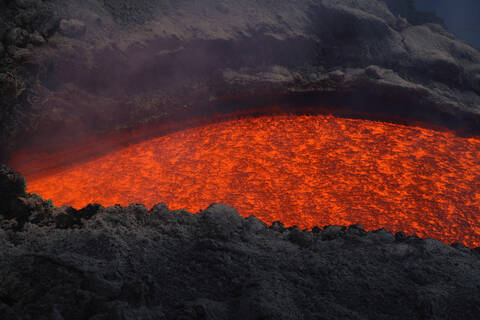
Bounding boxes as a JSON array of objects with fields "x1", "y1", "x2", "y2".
[
  {"x1": 1, "y1": 162, "x2": 480, "y2": 320},
  {"x1": 0, "y1": 0, "x2": 59, "y2": 160},
  {"x1": 1, "y1": 2, "x2": 480, "y2": 319},
  {"x1": 0, "y1": 164, "x2": 54, "y2": 229},
  {"x1": 1, "y1": 185, "x2": 480, "y2": 319},
  {"x1": 2, "y1": 0, "x2": 480, "y2": 161}
]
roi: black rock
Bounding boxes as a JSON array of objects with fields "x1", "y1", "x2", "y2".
[
  {"x1": 29, "y1": 31, "x2": 45, "y2": 46},
  {"x1": 347, "y1": 224, "x2": 367, "y2": 236},
  {"x1": 0, "y1": 72, "x2": 20, "y2": 102},
  {"x1": 0, "y1": 164, "x2": 26, "y2": 197},
  {"x1": 269, "y1": 221, "x2": 286, "y2": 232},
  {"x1": 4, "y1": 28, "x2": 28, "y2": 47},
  {"x1": 287, "y1": 227, "x2": 313, "y2": 247},
  {"x1": 395, "y1": 231, "x2": 407, "y2": 241},
  {"x1": 321, "y1": 225, "x2": 346, "y2": 240},
  {"x1": 14, "y1": 0, "x2": 33, "y2": 10},
  {"x1": 0, "y1": 198, "x2": 478, "y2": 319},
  {"x1": 451, "y1": 242, "x2": 469, "y2": 251}
]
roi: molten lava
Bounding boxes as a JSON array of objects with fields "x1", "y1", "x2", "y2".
[{"x1": 13, "y1": 114, "x2": 480, "y2": 247}]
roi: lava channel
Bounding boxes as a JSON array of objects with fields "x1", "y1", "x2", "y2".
[{"x1": 12, "y1": 113, "x2": 480, "y2": 247}]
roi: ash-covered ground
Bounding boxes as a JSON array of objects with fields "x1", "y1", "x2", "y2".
[
  {"x1": 1, "y1": 164, "x2": 480, "y2": 320},
  {"x1": 2, "y1": 1, "x2": 480, "y2": 319}
]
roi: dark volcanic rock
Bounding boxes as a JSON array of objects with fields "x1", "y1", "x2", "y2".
[
  {"x1": 0, "y1": 164, "x2": 26, "y2": 197},
  {"x1": 0, "y1": 165, "x2": 479, "y2": 319},
  {"x1": 0, "y1": 0, "x2": 59, "y2": 160},
  {"x1": 4, "y1": 28, "x2": 29, "y2": 47},
  {"x1": 1, "y1": 0, "x2": 480, "y2": 160},
  {"x1": 0, "y1": 1, "x2": 479, "y2": 318},
  {"x1": 0, "y1": 165, "x2": 53, "y2": 229},
  {"x1": 0, "y1": 196, "x2": 479, "y2": 319},
  {"x1": 0, "y1": 165, "x2": 28, "y2": 225}
]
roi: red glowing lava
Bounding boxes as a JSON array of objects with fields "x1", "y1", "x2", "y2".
[{"x1": 11, "y1": 113, "x2": 480, "y2": 247}]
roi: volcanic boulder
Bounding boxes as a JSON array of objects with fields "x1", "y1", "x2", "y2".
[
  {"x1": 0, "y1": 164, "x2": 26, "y2": 221},
  {"x1": 0, "y1": 164, "x2": 26, "y2": 198},
  {"x1": 0, "y1": 165, "x2": 54, "y2": 229}
]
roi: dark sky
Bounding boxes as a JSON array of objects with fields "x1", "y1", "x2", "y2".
[{"x1": 414, "y1": 0, "x2": 480, "y2": 49}]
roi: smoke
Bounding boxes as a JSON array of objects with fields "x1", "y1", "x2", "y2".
[
  {"x1": 6, "y1": 0, "x2": 480, "y2": 169},
  {"x1": 414, "y1": 0, "x2": 480, "y2": 49},
  {"x1": 7, "y1": 0, "x2": 321, "y2": 169}
]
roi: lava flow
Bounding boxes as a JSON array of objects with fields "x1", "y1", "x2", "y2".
[{"x1": 13, "y1": 114, "x2": 480, "y2": 247}]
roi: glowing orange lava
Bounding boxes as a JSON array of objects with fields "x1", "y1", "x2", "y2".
[{"x1": 14, "y1": 114, "x2": 480, "y2": 247}]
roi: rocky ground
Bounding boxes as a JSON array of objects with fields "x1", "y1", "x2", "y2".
[
  {"x1": 1, "y1": 0, "x2": 480, "y2": 160},
  {"x1": 1, "y1": 164, "x2": 480, "y2": 320},
  {"x1": 2, "y1": 1, "x2": 480, "y2": 319}
]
